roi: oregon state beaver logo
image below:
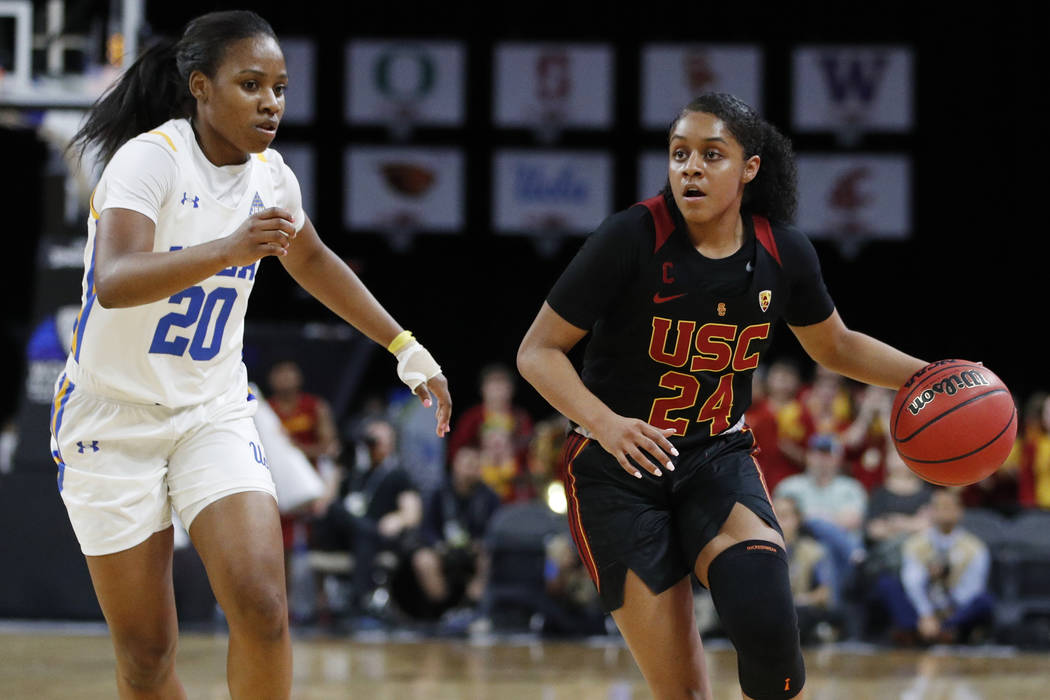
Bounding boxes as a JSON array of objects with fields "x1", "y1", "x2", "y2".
[{"x1": 759, "y1": 290, "x2": 771, "y2": 312}]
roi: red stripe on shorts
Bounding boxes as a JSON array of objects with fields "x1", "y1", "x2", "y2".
[{"x1": 561, "y1": 433, "x2": 601, "y2": 589}]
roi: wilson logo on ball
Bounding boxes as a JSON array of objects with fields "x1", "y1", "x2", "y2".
[{"x1": 907, "y1": 369, "x2": 990, "y2": 416}]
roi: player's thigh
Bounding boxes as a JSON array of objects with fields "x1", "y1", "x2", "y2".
[
  {"x1": 694, "y1": 502, "x2": 784, "y2": 587},
  {"x1": 85, "y1": 527, "x2": 179, "y2": 659},
  {"x1": 169, "y1": 415, "x2": 286, "y2": 629},
  {"x1": 188, "y1": 490, "x2": 287, "y2": 630},
  {"x1": 610, "y1": 572, "x2": 711, "y2": 700}
]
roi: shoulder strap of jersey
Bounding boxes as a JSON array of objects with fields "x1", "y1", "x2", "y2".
[
  {"x1": 752, "y1": 214, "x2": 782, "y2": 267},
  {"x1": 636, "y1": 194, "x2": 675, "y2": 253}
]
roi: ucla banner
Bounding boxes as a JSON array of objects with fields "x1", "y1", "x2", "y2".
[
  {"x1": 641, "y1": 44, "x2": 763, "y2": 130},
  {"x1": 492, "y1": 150, "x2": 612, "y2": 235},
  {"x1": 345, "y1": 146, "x2": 464, "y2": 232},
  {"x1": 796, "y1": 154, "x2": 912, "y2": 241},
  {"x1": 792, "y1": 46, "x2": 914, "y2": 133},
  {"x1": 345, "y1": 40, "x2": 465, "y2": 128},
  {"x1": 493, "y1": 43, "x2": 614, "y2": 130},
  {"x1": 279, "y1": 38, "x2": 316, "y2": 125}
]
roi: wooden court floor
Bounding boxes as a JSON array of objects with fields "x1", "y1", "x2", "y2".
[{"x1": 2, "y1": 622, "x2": 1049, "y2": 699}]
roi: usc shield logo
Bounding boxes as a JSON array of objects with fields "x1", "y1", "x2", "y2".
[{"x1": 759, "y1": 290, "x2": 772, "y2": 312}]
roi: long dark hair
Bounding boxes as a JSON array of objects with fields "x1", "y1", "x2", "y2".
[
  {"x1": 663, "y1": 92, "x2": 798, "y2": 224},
  {"x1": 68, "y1": 10, "x2": 277, "y2": 165}
]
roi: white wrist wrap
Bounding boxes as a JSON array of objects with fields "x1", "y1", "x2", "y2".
[{"x1": 395, "y1": 339, "x2": 441, "y2": 391}]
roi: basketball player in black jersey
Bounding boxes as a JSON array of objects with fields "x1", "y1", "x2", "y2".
[{"x1": 518, "y1": 93, "x2": 928, "y2": 699}]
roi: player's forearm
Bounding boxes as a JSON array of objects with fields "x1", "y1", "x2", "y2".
[
  {"x1": 818, "y1": 330, "x2": 926, "y2": 390},
  {"x1": 94, "y1": 241, "x2": 233, "y2": 308},
  {"x1": 517, "y1": 345, "x2": 615, "y2": 435},
  {"x1": 283, "y1": 243, "x2": 402, "y2": 348}
]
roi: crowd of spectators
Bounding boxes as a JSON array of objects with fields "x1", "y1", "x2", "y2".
[{"x1": 253, "y1": 355, "x2": 1050, "y2": 647}]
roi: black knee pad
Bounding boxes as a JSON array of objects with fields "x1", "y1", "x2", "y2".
[{"x1": 707, "y1": 540, "x2": 805, "y2": 699}]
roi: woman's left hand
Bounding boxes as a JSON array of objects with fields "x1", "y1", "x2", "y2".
[{"x1": 414, "y1": 373, "x2": 452, "y2": 437}]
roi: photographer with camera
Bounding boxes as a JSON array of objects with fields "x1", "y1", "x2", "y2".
[
  {"x1": 409, "y1": 443, "x2": 502, "y2": 629},
  {"x1": 310, "y1": 417, "x2": 422, "y2": 619}
]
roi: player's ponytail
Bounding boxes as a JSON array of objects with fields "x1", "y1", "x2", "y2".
[
  {"x1": 68, "y1": 10, "x2": 277, "y2": 167},
  {"x1": 666, "y1": 93, "x2": 799, "y2": 224},
  {"x1": 68, "y1": 39, "x2": 188, "y2": 166}
]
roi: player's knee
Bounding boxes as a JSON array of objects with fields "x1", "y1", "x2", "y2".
[
  {"x1": 706, "y1": 540, "x2": 805, "y2": 699},
  {"x1": 114, "y1": 632, "x2": 178, "y2": 689},
  {"x1": 226, "y1": 580, "x2": 289, "y2": 641}
]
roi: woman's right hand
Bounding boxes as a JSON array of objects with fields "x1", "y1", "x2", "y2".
[
  {"x1": 591, "y1": 413, "x2": 678, "y2": 479},
  {"x1": 221, "y1": 207, "x2": 298, "y2": 266}
]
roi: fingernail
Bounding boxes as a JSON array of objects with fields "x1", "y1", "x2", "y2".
[
  {"x1": 666, "y1": 462, "x2": 675, "y2": 471},
  {"x1": 424, "y1": 399, "x2": 432, "y2": 407},
  {"x1": 671, "y1": 447, "x2": 679, "y2": 456},
  {"x1": 653, "y1": 469, "x2": 662, "y2": 477}
]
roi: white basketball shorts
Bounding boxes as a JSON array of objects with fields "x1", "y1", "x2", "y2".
[{"x1": 49, "y1": 372, "x2": 278, "y2": 556}]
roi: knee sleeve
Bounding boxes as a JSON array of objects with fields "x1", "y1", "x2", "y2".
[{"x1": 707, "y1": 540, "x2": 805, "y2": 699}]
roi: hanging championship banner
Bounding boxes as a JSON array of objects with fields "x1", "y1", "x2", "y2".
[
  {"x1": 641, "y1": 44, "x2": 763, "y2": 130},
  {"x1": 346, "y1": 40, "x2": 465, "y2": 127},
  {"x1": 279, "y1": 38, "x2": 316, "y2": 125},
  {"x1": 796, "y1": 154, "x2": 912, "y2": 242},
  {"x1": 345, "y1": 146, "x2": 463, "y2": 232},
  {"x1": 792, "y1": 46, "x2": 914, "y2": 133},
  {"x1": 492, "y1": 150, "x2": 612, "y2": 235},
  {"x1": 637, "y1": 150, "x2": 670, "y2": 201},
  {"x1": 493, "y1": 43, "x2": 613, "y2": 130},
  {"x1": 274, "y1": 144, "x2": 315, "y2": 220}
]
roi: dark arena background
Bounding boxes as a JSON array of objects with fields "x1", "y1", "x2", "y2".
[{"x1": 1, "y1": 1, "x2": 1046, "y2": 698}]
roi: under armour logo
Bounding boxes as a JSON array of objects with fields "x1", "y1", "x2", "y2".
[
  {"x1": 181, "y1": 192, "x2": 200, "y2": 208},
  {"x1": 77, "y1": 440, "x2": 100, "y2": 453}
]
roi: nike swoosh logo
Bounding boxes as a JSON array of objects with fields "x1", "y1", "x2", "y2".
[{"x1": 653, "y1": 292, "x2": 687, "y2": 304}]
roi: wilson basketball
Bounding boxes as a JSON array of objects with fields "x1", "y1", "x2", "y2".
[{"x1": 891, "y1": 359, "x2": 1017, "y2": 486}]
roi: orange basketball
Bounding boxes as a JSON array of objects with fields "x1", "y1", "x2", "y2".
[{"x1": 891, "y1": 359, "x2": 1017, "y2": 486}]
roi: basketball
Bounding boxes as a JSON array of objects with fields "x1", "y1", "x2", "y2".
[{"x1": 891, "y1": 359, "x2": 1017, "y2": 486}]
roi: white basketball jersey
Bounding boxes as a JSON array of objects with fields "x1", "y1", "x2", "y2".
[{"x1": 64, "y1": 118, "x2": 299, "y2": 408}]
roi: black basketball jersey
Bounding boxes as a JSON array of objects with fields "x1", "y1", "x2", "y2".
[{"x1": 547, "y1": 192, "x2": 835, "y2": 451}]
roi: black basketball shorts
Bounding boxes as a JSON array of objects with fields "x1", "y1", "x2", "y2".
[{"x1": 560, "y1": 427, "x2": 781, "y2": 612}]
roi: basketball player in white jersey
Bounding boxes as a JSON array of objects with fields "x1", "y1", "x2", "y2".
[{"x1": 56, "y1": 11, "x2": 451, "y2": 699}]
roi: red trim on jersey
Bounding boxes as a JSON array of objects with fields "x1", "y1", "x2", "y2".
[
  {"x1": 638, "y1": 194, "x2": 676, "y2": 253},
  {"x1": 561, "y1": 432, "x2": 600, "y2": 589},
  {"x1": 752, "y1": 214, "x2": 782, "y2": 267}
]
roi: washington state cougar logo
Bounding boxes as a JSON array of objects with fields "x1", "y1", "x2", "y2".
[{"x1": 907, "y1": 369, "x2": 989, "y2": 416}]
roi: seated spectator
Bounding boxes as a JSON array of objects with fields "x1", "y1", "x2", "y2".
[
  {"x1": 774, "y1": 495, "x2": 842, "y2": 644},
  {"x1": 410, "y1": 444, "x2": 501, "y2": 622},
  {"x1": 388, "y1": 385, "x2": 447, "y2": 499},
  {"x1": 774, "y1": 432, "x2": 867, "y2": 597},
  {"x1": 875, "y1": 488, "x2": 995, "y2": 646},
  {"x1": 479, "y1": 418, "x2": 534, "y2": 503},
  {"x1": 267, "y1": 359, "x2": 342, "y2": 466},
  {"x1": 448, "y1": 363, "x2": 534, "y2": 471},
  {"x1": 747, "y1": 359, "x2": 804, "y2": 492},
  {"x1": 266, "y1": 360, "x2": 342, "y2": 551},
  {"x1": 540, "y1": 532, "x2": 607, "y2": 636},
  {"x1": 527, "y1": 414, "x2": 572, "y2": 484},
  {"x1": 775, "y1": 432, "x2": 867, "y2": 536},
  {"x1": 862, "y1": 434, "x2": 933, "y2": 575},
  {"x1": 1015, "y1": 391, "x2": 1048, "y2": 510},
  {"x1": 839, "y1": 386, "x2": 894, "y2": 492},
  {"x1": 310, "y1": 417, "x2": 422, "y2": 616},
  {"x1": 776, "y1": 364, "x2": 854, "y2": 469}
]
